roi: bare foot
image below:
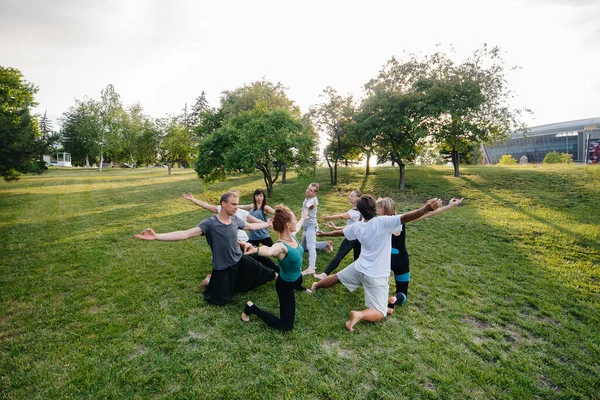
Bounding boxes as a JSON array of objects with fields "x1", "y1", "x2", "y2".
[
  {"x1": 313, "y1": 272, "x2": 327, "y2": 280},
  {"x1": 326, "y1": 240, "x2": 333, "y2": 253},
  {"x1": 345, "y1": 310, "x2": 361, "y2": 332},
  {"x1": 302, "y1": 267, "x2": 315, "y2": 276},
  {"x1": 388, "y1": 295, "x2": 397, "y2": 305},
  {"x1": 310, "y1": 282, "x2": 319, "y2": 292},
  {"x1": 241, "y1": 301, "x2": 253, "y2": 322},
  {"x1": 200, "y1": 274, "x2": 211, "y2": 289},
  {"x1": 305, "y1": 288, "x2": 313, "y2": 294}
]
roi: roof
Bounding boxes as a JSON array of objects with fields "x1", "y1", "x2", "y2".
[{"x1": 512, "y1": 117, "x2": 600, "y2": 138}]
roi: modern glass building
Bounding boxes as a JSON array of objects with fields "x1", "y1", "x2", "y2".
[{"x1": 483, "y1": 117, "x2": 600, "y2": 164}]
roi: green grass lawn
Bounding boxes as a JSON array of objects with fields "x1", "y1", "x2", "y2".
[{"x1": 1, "y1": 165, "x2": 599, "y2": 399}]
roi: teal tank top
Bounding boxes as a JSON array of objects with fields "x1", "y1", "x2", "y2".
[{"x1": 277, "y1": 236, "x2": 303, "y2": 282}]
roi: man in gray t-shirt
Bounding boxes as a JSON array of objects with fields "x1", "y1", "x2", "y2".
[{"x1": 135, "y1": 191, "x2": 277, "y2": 305}]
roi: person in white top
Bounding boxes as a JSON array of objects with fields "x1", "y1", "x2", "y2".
[
  {"x1": 313, "y1": 190, "x2": 363, "y2": 280},
  {"x1": 311, "y1": 195, "x2": 441, "y2": 332},
  {"x1": 300, "y1": 183, "x2": 333, "y2": 275}
]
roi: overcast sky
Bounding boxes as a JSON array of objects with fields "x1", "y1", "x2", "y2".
[{"x1": 1, "y1": 0, "x2": 598, "y2": 131}]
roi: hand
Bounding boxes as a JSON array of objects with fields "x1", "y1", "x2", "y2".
[
  {"x1": 240, "y1": 241, "x2": 256, "y2": 254},
  {"x1": 316, "y1": 230, "x2": 326, "y2": 237},
  {"x1": 183, "y1": 192, "x2": 194, "y2": 201},
  {"x1": 322, "y1": 214, "x2": 331, "y2": 220},
  {"x1": 326, "y1": 221, "x2": 336, "y2": 230},
  {"x1": 134, "y1": 228, "x2": 157, "y2": 240},
  {"x1": 266, "y1": 218, "x2": 273, "y2": 228},
  {"x1": 449, "y1": 197, "x2": 464, "y2": 207},
  {"x1": 424, "y1": 198, "x2": 442, "y2": 212}
]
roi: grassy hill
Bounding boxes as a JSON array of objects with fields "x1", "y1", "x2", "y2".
[{"x1": 1, "y1": 165, "x2": 599, "y2": 399}]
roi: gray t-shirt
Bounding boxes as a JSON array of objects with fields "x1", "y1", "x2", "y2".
[
  {"x1": 302, "y1": 196, "x2": 319, "y2": 227},
  {"x1": 198, "y1": 215, "x2": 245, "y2": 270}
]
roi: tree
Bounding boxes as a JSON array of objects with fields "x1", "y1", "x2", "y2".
[
  {"x1": 38, "y1": 111, "x2": 60, "y2": 160},
  {"x1": 157, "y1": 115, "x2": 198, "y2": 174},
  {"x1": 366, "y1": 46, "x2": 529, "y2": 177},
  {"x1": 309, "y1": 87, "x2": 359, "y2": 185},
  {"x1": 195, "y1": 108, "x2": 316, "y2": 197},
  {"x1": 60, "y1": 98, "x2": 102, "y2": 168},
  {"x1": 0, "y1": 66, "x2": 45, "y2": 180},
  {"x1": 354, "y1": 91, "x2": 427, "y2": 190},
  {"x1": 98, "y1": 84, "x2": 125, "y2": 170}
]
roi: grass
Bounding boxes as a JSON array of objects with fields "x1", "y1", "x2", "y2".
[{"x1": 1, "y1": 164, "x2": 599, "y2": 399}]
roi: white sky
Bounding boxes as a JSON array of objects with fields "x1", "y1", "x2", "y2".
[{"x1": 1, "y1": 0, "x2": 599, "y2": 131}]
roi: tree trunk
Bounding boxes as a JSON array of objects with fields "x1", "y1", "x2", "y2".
[
  {"x1": 85, "y1": 155, "x2": 90, "y2": 169},
  {"x1": 398, "y1": 162, "x2": 405, "y2": 190},
  {"x1": 365, "y1": 151, "x2": 371, "y2": 176},
  {"x1": 333, "y1": 161, "x2": 338, "y2": 186},
  {"x1": 326, "y1": 157, "x2": 334, "y2": 185},
  {"x1": 99, "y1": 153, "x2": 104, "y2": 171},
  {"x1": 167, "y1": 163, "x2": 172, "y2": 175},
  {"x1": 281, "y1": 163, "x2": 286, "y2": 184},
  {"x1": 452, "y1": 150, "x2": 460, "y2": 177}
]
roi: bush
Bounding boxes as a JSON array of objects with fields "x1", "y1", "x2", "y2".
[
  {"x1": 498, "y1": 154, "x2": 517, "y2": 165},
  {"x1": 543, "y1": 151, "x2": 572, "y2": 164}
]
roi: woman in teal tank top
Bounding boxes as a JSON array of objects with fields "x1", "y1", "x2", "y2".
[{"x1": 241, "y1": 205, "x2": 310, "y2": 331}]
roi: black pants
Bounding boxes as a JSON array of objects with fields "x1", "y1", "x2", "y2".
[
  {"x1": 323, "y1": 238, "x2": 361, "y2": 275},
  {"x1": 249, "y1": 236, "x2": 274, "y2": 247},
  {"x1": 204, "y1": 255, "x2": 276, "y2": 305},
  {"x1": 244, "y1": 275, "x2": 304, "y2": 331}
]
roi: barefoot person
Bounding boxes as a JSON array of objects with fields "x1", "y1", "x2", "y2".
[
  {"x1": 300, "y1": 183, "x2": 333, "y2": 275},
  {"x1": 311, "y1": 195, "x2": 441, "y2": 332},
  {"x1": 238, "y1": 188, "x2": 276, "y2": 247},
  {"x1": 313, "y1": 190, "x2": 362, "y2": 280},
  {"x1": 241, "y1": 206, "x2": 310, "y2": 331},
  {"x1": 375, "y1": 197, "x2": 463, "y2": 313},
  {"x1": 135, "y1": 191, "x2": 277, "y2": 305}
]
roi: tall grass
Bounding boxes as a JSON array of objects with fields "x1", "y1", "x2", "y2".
[{"x1": 1, "y1": 165, "x2": 599, "y2": 399}]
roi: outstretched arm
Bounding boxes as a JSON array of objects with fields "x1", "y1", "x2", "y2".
[
  {"x1": 325, "y1": 221, "x2": 345, "y2": 230},
  {"x1": 242, "y1": 241, "x2": 287, "y2": 258},
  {"x1": 134, "y1": 226, "x2": 204, "y2": 241},
  {"x1": 244, "y1": 220, "x2": 272, "y2": 231},
  {"x1": 183, "y1": 193, "x2": 218, "y2": 213},
  {"x1": 293, "y1": 209, "x2": 309, "y2": 235},
  {"x1": 238, "y1": 204, "x2": 252, "y2": 211},
  {"x1": 316, "y1": 228, "x2": 346, "y2": 237},
  {"x1": 410, "y1": 198, "x2": 463, "y2": 223},
  {"x1": 322, "y1": 212, "x2": 350, "y2": 221},
  {"x1": 400, "y1": 198, "x2": 442, "y2": 225}
]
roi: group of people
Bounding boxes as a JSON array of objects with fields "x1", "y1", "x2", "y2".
[{"x1": 134, "y1": 183, "x2": 463, "y2": 332}]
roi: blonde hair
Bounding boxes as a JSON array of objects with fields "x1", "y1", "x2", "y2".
[
  {"x1": 309, "y1": 183, "x2": 319, "y2": 192},
  {"x1": 376, "y1": 197, "x2": 396, "y2": 216}
]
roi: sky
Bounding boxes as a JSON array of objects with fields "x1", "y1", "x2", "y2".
[{"x1": 1, "y1": 0, "x2": 599, "y2": 132}]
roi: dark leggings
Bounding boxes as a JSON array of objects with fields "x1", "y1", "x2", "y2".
[
  {"x1": 323, "y1": 238, "x2": 361, "y2": 275},
  {"x1": 389, "y1": 252, "x2": 410, "y2": 308},
  {"x1": 249, "y1": 236, "x2": 274, "y2": 247},
  {"x1": 244, "y1": 275, "x2": 304, "y2": 331}
]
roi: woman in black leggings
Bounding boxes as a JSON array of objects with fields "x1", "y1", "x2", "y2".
[
  {"x1": 241, "y1": 206, "x2": 309, "y2": 331},
  {"x1": 375, "y1": 197, "x2": 463, "y2": 314}
]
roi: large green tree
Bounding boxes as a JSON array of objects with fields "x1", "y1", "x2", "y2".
[
  {"x1": 98, "y1": 84, "x2": 126, "y2": 170},
  {"x1": 0, "y1": 66, "x2": 45, "y2": 180},
  {"x1": 354, "y1": 91, "x2": 427, "y2": 189},
  {"x1": 196, "y1": 107, "x2": 316, "y2": 197}
]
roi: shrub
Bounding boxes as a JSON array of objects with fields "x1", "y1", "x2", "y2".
[
  {"x1": 543, "y1": 151, "x2": 571, "y2": 164},
  {"x1": 498, "y1": 154, "x2": 517, "y2": 165}
]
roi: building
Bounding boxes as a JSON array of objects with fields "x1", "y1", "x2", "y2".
[{"x1": 483, "y1": 117, "x2": 600, "y2": 164}]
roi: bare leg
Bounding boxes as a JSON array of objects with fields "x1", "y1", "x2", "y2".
[
  {"x1": 345, "y1": 308, "x2": 385, "y2": 332},
  {"x1": 311, "y1": 274, "x2": 340, "y2": 292},
  {"x1": 241, "y1": 301, "x2": 253, "y2": 322}
]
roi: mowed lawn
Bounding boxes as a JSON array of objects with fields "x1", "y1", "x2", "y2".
[{"x1": 1, "y1": 165, "x2": 599, "y2": 399}]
